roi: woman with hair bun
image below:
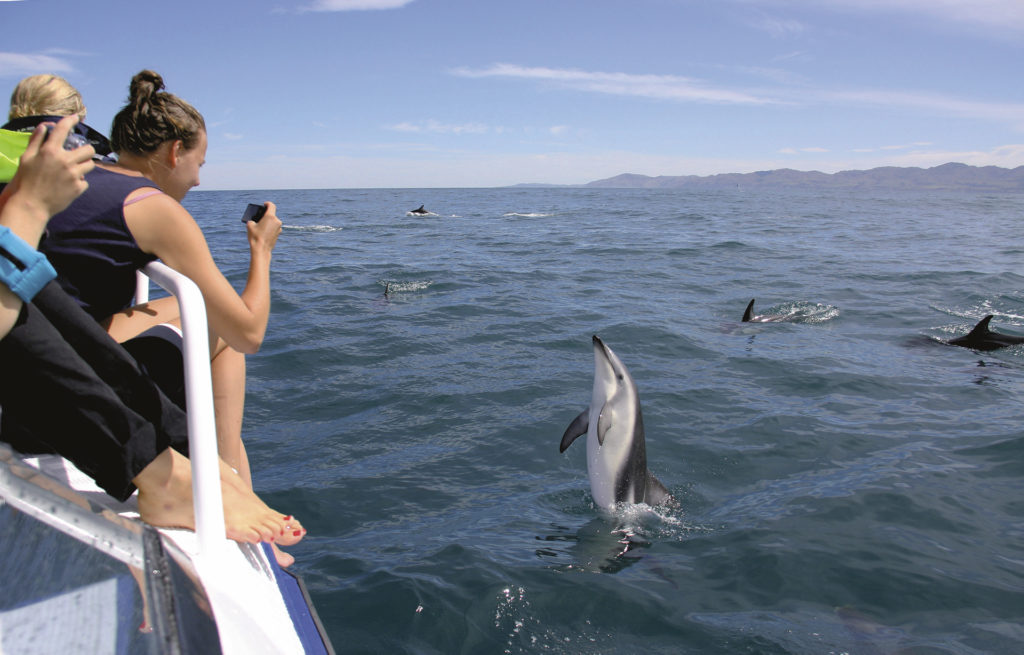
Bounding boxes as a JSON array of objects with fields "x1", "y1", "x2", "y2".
[{"x1": 36, "y1": 70, "x2": 299, "y2": 566}]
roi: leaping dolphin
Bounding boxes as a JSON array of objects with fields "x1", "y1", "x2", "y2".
[
  {"x1": 948, "y1": 315, "x2": 1024, "y2": 351},
  {"x1": 560, "y1": 336, "x2": 673, "y2": 510}
]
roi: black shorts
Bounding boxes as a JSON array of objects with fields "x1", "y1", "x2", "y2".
[{"x1": 0, "y1": 282, "x2": 189, "y2": 500}]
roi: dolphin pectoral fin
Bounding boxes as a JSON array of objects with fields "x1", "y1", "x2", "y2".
[
  {"x1": 644, "y1": 473, "x2": 673, "y2": 506},
  {"x1": 742, "y1": 299, "x2": 755, "y2": 322},
  {"x1": 560, "y1": 410, "x2": 590, "y2": 453}
]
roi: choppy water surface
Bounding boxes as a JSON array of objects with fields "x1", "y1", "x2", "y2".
[{"x1": 188, "y1": 186, "x2": 1024, "y2": 654}]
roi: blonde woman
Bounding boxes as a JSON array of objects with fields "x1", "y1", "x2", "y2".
[
  {"x1": 8, "y1": 74, "x2": 87, "y2": 122},
  {"x1": 2, "y1": 74, "x2": 110, "y2": 184}
]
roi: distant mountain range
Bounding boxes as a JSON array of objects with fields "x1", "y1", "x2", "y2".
[{"x1": 584, "y1": 163, "x2": 1024, "y2": 191}]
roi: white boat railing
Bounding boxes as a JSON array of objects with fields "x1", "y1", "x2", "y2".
[{"x1": 136, "y1": 263, "x2": 226, "y2": 558}]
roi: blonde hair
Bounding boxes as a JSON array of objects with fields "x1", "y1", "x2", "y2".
[{"x1": 8, "y1": 74, "x2": 87, "y2": 121}]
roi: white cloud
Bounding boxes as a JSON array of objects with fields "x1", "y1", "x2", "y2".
[
  {"x1": 749, "y1": 15, "x2": 807, "y2": 38},
  {"x1": 452, "y1": 63, "x2": 782, "y2": 106},
  {"x1": 879, "y1": 142, "x2": 932, "y2": 151},
  {"x1": 303, "y1": 0, "x2": 413, "y2": 10},
  {"x1": 387, "y1": 120, "x2": 489, "y2": 135},
  {"x1": 779, "y1": 146, "x2": 829, "y2": 154},
  {"x1": 0, "y1": 51, "x2": 74, "y2": 77},
  {"x1": 453, "y1": 62, "x2": 1024, "y2": 132},
  {"x1": 823, "y1": 88, "x2": 1024, "y2": 126},
  {"x1": 745, "y1": 0, "x2": 1024, "y2": 33}
]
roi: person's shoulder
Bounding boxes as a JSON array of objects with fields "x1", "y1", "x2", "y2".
[
  {"x1": 123, "y1": 192, "x2": 200, "y2": 255},
  {"x1": 124, "y1": 189, "x2": 187, "y2": 219}
]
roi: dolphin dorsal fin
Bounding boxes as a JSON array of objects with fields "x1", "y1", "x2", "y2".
[
  {"x1": 742, "y1": 299, "x2": 755, "y2": 322},
  {"x1": 967, "y1": 315, "x2": 995, "y2": 337}
]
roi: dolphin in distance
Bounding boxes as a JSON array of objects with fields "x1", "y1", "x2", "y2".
[
  {"x1": 560, "y1": 336, "x2": 673, "y2": 510},
  {"x1": 409, "y1": 205, "x2": 430, "y2": 215},
  {"x1": 947, "y1": 315, "x2": 1024, "y2": 351}
]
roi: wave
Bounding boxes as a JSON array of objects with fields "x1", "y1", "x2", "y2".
[
  {"x1": 503, "y1": 212, "x2": 553, "y2": 218},
  {"x1": 743, "y1": 301, "x2": 840, "y2": 324},
  {"x1": 931, "y1": 302, "x2": 1024, "y2": 328},
  {"x1": 382, "y1": 280, "x2": 434, "y2": 293},
  {"x1": 282, "y1": 224, "x2": 343, "y2": 232}
]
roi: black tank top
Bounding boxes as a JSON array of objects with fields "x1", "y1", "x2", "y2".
[{"x1": 40, "y1": 167, "x2": 159, "y2": 321}]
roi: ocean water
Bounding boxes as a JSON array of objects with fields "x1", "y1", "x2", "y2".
[{"x1": 187, "y1": 186, "x2": 1024, "y2": 654}]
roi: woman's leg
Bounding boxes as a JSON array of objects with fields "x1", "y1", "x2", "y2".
[
  {"x1": 209, "y1": 341, "x2": 294, "y2": 566},
  {"x1": 107, "y1": 301, "x2": 252, "y2": 485},
  {"x1": 210, "y1": 343, "x2": 250, "y2": 484},
  {"x1": 134, "y1": 447, "x2": 304, "y2": 546},
  {"x1": 0, "y1": 283, "x2": 305, "y2": 544},
  {"x1": 110, "y1": 302, "x2": 295, "y2": 565}
]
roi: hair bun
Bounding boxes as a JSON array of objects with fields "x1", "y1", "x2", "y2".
[{"x1": 128, "y1": 70, "x2": 165, "y2": 104}]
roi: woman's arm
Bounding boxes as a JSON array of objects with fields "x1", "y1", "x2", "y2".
[{"x1": 124, "y1": 195, "x2": 281, "y2": 353}]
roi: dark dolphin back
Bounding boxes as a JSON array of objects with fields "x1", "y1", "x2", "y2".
[{"x1": 615, "y1": 409, "x2": 648, "y2": 503}]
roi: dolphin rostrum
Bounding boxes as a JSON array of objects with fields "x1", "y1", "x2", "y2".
[
  {"x1": 560, "y1": 336, "x2": 673, "y2": 510},
  {"x1": 948, "y1": 315, "x2": 1024, "y2": 351}
]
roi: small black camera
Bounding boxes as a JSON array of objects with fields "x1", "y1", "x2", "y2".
[{"x1": 241, "y1": 203, "x2": 268, "y2": 224}]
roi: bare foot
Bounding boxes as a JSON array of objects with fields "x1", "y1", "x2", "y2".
[
  {"x1": 134, "y1": 448, "x2": 306, "y2": 546},
  {"x1": 217, "y1": 460, "x2": 306, "y2": 546},
  {"x1": 271, "y1": 542, "x2": 296, "y2": 568}
]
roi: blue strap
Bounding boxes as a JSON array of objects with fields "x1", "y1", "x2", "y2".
[{"x1": 0, "y1": 225, "x2": 57, "y2": 302}]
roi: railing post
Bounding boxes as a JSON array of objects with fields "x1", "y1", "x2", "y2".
[
  {"x1": 135, "y1": 269, "x2": 151, "y2": 305},
  {"x1": 138, "y1": 263, "x2": 226, "y2": 557}
]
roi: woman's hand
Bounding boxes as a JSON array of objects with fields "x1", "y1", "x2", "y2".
[
  {"x1": 245, "y1": 201, "x2": 281, "y2": 257},
  {"x1": 0, "y1": 114, "x2": 95, "y2": 243}
]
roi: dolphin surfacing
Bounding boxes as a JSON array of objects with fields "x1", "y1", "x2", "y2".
[
  {"x1": 948, "y1": 315, "x2": 1024, "y2": 351},
  {"x1": 409, "y1": 205, "x2": 430, "y2": 215},
  {"x1": 560, "y1": 335, "x2": 673, "y2": 510},
  {"x1": 742, "y1": 298, "x2": 789, "y2": 322}
]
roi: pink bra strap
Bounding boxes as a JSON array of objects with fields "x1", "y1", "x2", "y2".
[{"x1": 124, "y1": 189, "x2": 164, "y2": 207}]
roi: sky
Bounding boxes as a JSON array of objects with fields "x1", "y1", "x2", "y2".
[{"x1": 1, "y1": 0, "x2": 1023, "y2": 189}]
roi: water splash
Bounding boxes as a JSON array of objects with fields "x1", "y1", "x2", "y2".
[{"x1": 282, "y1": 224, "x2": 343, "y2": 232}]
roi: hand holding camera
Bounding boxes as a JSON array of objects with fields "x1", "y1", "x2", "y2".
[
  {"x1": 43, "y1": 124, "x2": 89, "y2": 151},
  {"x1": 6, "y1": 115, "x2": 96, "y2": 220},
  {"x1": 241, "y1": 203, "x2": 268, "y2": 224}
]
